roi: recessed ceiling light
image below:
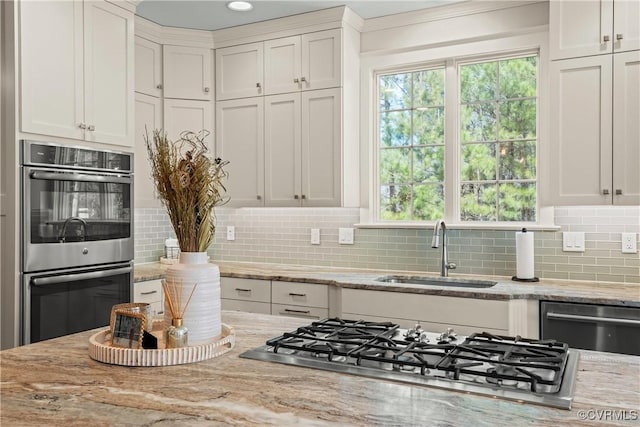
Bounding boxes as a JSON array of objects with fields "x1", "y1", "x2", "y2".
[{"x1": 227, "y1": 1, "x2": 253, "y2": 12}]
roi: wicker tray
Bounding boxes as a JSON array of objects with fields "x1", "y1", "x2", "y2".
[{"x1": 88, "y1": 323, "x2": 235, "y2": 367}]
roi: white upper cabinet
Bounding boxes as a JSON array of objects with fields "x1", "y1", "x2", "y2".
[
  {"x1": 550, "y1": 0, "x2": 640, "y2": 60},
  {"x1": 612, "y1": 51, "x2": 640, "y2": 205},
  {"x1": 135, "y1": 36, "x2": 162, "y2": 97},
  {"x1": 134, "y1": 93, "x2": 162, "y2": 208},
  {"x1": 264, "y1": 29, "x2": 341, "y2": 95},
  {"x1": 20, "y1": 0, "x2": 134, "y2": 146},
  {"x1": 215, "y1": 42, "x2": 264, "y2": 101},
  {"x1": 549, "y1": 51, "x2": 640, "y2": 206},
  {"x1": 163, "y1": 45, "x2": 212, "y2": 100},
  {"x1": 264, "y1": 88, "x2": 342, "y2": 207},
  {"x1": 163, "y1": 99, "x2": 213, "y2": 149},
  {"x1": 215, "y1": 97, "x2": 265, "y2": 207}
]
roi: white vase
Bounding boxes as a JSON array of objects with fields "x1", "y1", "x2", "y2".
[{"x1": 164, "y1": 252, "x2": 221, "y2": 345}]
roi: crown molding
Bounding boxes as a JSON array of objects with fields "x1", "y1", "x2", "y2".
[
  {"x1": 211, "y1": 6, "x2": 355, "y2": 48},
  {"x1": 135, "y1": 15, "x2": 214, "y2": 48},
  {"x1": 362, "y1": 0, "x2": 545, "y2": 33}
]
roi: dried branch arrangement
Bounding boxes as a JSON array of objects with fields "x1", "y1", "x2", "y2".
[
  {"x1": 145, "y1": 129, "x2": 229, "y2": 252},
  {"x1": 162, "y1": 278, "x2": 198, "y2": 321}
]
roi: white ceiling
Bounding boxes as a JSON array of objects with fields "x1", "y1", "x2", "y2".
[{"x1": 136, "y1": 0, "x2": 465, "y2": 31}]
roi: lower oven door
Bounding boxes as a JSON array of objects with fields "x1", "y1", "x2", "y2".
[{"x1": 22, "y1": 262, "x2": 133, "y2": 344}]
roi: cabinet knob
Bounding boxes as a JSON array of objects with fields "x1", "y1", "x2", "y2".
[
  {"x1": 156, "y1": 84, "x2": 163, "y2": 89},
  {"x1": 256, "y1": 82, "x2": 261, "y2": 88},
  {"x1": 79, "y1": 123, "x2": 87, "y2": 130},
  {"x1": 256, "y1": 195, "x2": 262, "y2": 200},
  {"x1": 204, "y1": 87, "x2": 210, "y2": 93},
  {"x1": 603, "y1": 35, "x2": 610, "y2": 42},
  {"x1": 300, "y1": 76, "x2": 307, "y2": 82},
  {"x1": 88, "y1": 125, "x2": 95, "y2": 131},
  {"x1": 615, "y1": 189, "x2": 623, "y2": 195},
  {"x1": 294, "y1": 195, "x2": 299, "y2": 199},
  {"x1": 603, "y1": 189, "x2": 610, "y2": 195},
  {"x1": 616, "y1": 34, "x2": 623, "y2": 41},
  {"x1": 301, "y1": 194, "x2": 306, "y2": 200},
  {"x1": 294, "y1": 78, "x2": 299, "y2": 83}
]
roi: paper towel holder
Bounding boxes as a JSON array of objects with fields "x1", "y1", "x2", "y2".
[{"x1": 512, "y1": 228, "x2": 539, "y2": 282}]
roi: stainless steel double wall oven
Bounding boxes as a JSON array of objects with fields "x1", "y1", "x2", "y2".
[{"x1": 21, "y1": 140, "x2": 134, "y2": 344}]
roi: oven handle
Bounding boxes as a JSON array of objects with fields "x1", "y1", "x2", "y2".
[
  {"x1": 546, "y1": 312, "x2": 640, "y2": 327},
  {"x1": 30, "y1": 171, "x2": 132, "y2": 184},
  {"x1": 31, "y1": 266, "x2": 132, "y2": 286}
]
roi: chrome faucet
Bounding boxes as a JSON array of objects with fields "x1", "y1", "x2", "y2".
[
  {"x1": 431, "y1": 219, "x2": 456, "y2": 277},
  {"x1": 59, "y1": 217, "x2": 88, "y2": 243}
]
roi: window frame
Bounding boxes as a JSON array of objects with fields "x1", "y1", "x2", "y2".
[{"x1": 365, "y1": 42, "x2": 555, "y2": 230}]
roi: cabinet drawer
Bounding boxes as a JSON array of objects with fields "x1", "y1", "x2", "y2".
[
  {"x1": 221, "y1": 278, "x2": 270, "y2": 303},
  {"x1": 134, "y1": 280, "x2": 163, "y2": 304},
  {"x1": 272, "y1": 281, "x2": 328, "y2": 308},
  {"x1": 222, "y1": 298, "x2": 271, "y2": 314},
  {"x1": 272, "y1": 303, "x2": 328, "y2": 320}
]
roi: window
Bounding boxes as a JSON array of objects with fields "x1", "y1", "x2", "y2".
[{"x1": 377, "y1": 53, "x2": 538, "y2": 223}]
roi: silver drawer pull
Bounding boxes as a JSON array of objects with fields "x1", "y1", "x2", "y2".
[
  {"x1": 235, "y1": 288, "x2": 252, "y2": 292},
  {"x1": 616, "y1": 33, "x2": 623, "y2": 41},
  {"x1": 546, "y1": 312, "x2": 640, "y2": 326},
  {"x1": 140, "y1": 290, "x2": 157, "y2": 295},
  {"x1": 603, "y1": 35, "x2": 610, "y2": 42},
  {"x1": 288, "y1": 292, "x2": 306, "y2": 297},
  {"x1": 284, "y1": 308, "x2": 311, "y2": 314}
]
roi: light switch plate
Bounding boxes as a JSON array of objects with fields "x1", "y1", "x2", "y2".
[
  {"x1": 621, "y1": 233, "x2": 637, "y2": 254},
  {"x1": 562, "y1": 232, "x2": 585, "y2": 252},
  {"x1": 338, "y1": 227, "x2": 354, "y2": 245},
  {"x1": 226, "y1": 225, "x2": 235, "y2": 241},
  {"x1": 310, "y1": 228, "x2": 320, "y2": 245}
]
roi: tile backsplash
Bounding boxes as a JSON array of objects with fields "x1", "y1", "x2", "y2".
[{"x1": 134, "y1": 206, "x2": 640, "y2": 284}]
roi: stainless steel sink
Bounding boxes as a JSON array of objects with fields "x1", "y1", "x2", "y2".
[{"x1": 375, "y1": 275, "x2": 497, "y2": 288}]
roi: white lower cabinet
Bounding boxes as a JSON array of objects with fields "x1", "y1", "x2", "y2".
[
  {"x1": 341, "y1": 288, "x2": 509, "y2": 336},
  {"x1": 271, "y1": 281, "x2": 329, "y2": 320},
  {"x1": 133, "y1": 279, "x2": 164, "y2": 319},
  {"x1": 221, "y1": 277, "x2": 271, "y2": 314}
]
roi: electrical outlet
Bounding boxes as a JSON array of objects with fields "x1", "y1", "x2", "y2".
[
  {"x1": 310, "y1": 228, "x2": 320, "y2": 245},
  {"x1": 621, "y1": 233, "x2": 637, "y2": 254},
  {"x1": 562, "y1": 232, "x2": 585, "y2": 252},
  {"x1": 226, "y1": 225, "x2": 235, "y2": 241},
  {"x1": 338, "y1": 227, "x2": 354, "y2": 245}
]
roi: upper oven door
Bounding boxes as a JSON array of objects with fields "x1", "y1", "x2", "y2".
[{"x1": 22, "y1": 166, "x2": 134, "y2": 272}]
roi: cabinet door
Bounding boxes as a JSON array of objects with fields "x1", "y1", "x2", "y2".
[
  {"x1": 301, "y1": 88, "x2": 342, "y2": 206},
  {"x1": 264, "y1": 36, "x2": 301, "y2": 95},
  {"x1": 549, "y1": 0, "x2": 613, "y2": 60},
  {"x1": 613, "y1": 51, "x2": 640, "y2": 205},
  {"x1": 20, "y1": 0, "x2": 84, "y2": 140},
  {"x1": 549, "y1": 56, "x2": 613, "y2": 205},
  {"x1": 301, "y1": 29, "x2": 341, "y2": 91},
  {"x1": 215, "y1": 42, "x2": 263, "y2": 100},
  {"x1": 135, "y1": 36, "x2": 162, "y2": 97},
  {"x1": 134, "y1": 93, "x2": 162, "y2": 208},
  {"x1": 613, "y1": 0, "x2": 640, "y2": 52},
  {"x1": 163, "y1": 99, "x2": 213, "y2": 151},
  {"x1": 84, "y1": 0, "x2": 134, "y2": 146},
  {"x1": 265, "y1": 93, "x2": 302, "y2": 206},
  {"x1": 163, "y1": 45, "x2": 212, "y2": 101},
  {"x1": 215, "y1": 97, "x2": 264, "y2": 207}
]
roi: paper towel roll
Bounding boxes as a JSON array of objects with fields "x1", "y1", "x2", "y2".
[{"x1": 515, "y1": 228, "x2": 535, "y2": 279}]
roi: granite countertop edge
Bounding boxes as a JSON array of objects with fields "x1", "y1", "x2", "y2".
[{"x1": 133, "y1": 261, "x2": 640, "y2": 307}]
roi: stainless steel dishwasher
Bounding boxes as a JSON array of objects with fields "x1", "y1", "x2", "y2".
[{"x1": 540, "y1": 301, "x2": 640, "y2": 356}]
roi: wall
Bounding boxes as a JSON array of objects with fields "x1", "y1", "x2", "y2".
[{"x1": 134, "y1": 206, "x2": 640, "y2": 284}]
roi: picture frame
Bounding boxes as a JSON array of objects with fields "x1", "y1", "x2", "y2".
[{"x1": 111, "y1": 310, "x2": 146, "y2": 349}]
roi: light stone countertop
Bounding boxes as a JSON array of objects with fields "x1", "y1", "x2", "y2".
[
  {"x1": 1, "y1": 311, "x2": 639, "y2": 426},
  {"x1": 134, "y1": 261, "x2": 640, "y2": 307}
]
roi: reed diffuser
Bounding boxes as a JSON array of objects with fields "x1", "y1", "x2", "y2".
[{"x1": 162, "y1": 278, "x2": 198, "y2": 348}]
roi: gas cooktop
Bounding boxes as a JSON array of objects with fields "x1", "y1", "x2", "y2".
[{"x1": 240, "y1": 318, "x2": 579, "y2": 409}]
